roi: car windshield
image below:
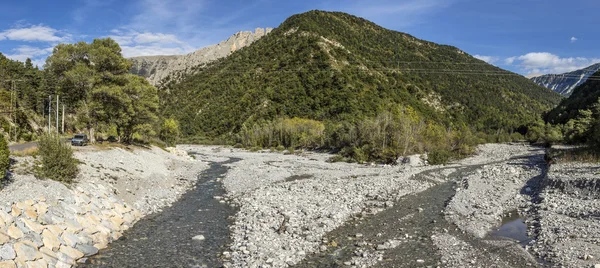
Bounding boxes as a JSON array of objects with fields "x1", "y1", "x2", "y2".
[{"x1": 74, "y1": 135, "x2": 86, "y2": 139}]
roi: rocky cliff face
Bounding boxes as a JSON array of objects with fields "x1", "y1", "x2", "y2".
[
  {"x1": 130, "y1": 28, "x2": 273, "y2": 86},
  {"x1": 530, "y1": 63, "x2": 600, "y2": 96}
]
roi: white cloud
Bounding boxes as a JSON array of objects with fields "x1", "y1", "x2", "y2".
[
  {"x1": 570, "y1": 36, "x2": 578, "y2": 43},
  {"x1": 506, "y1": 52, "x2": 600, "y2": 74},
  {"x1": 0, "y1": 25, "x2": 69, "y2": 43},
  {"x1": 473, "y1": 55, "x2": 499, "y2": 64},
  {"x1": 120, "y1": 45, "x2": 190, "y2": 58},
  {"x1": 133, "y1": 32, "x2": 184, "y2": 45},
  {"x1": 5, "y1": 45, "x2": 54, "y2": 67},
  {"x1": 109, "y1": 30, "x2": 194, "y2": 57},
  {"x1": 505, "y1": 56, "x2": 517, "y2": 65}
]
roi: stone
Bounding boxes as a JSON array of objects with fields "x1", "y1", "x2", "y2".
[
  {"x1": 0, "y1": 234, "x2": 9, "y2": 245},
  {"x1": 13, "y1": 241, "x2": 40, "y2": 261},
  {"x1": 19, "y1": 218, "x2": 44, "y2": 234},
  {"x1": 0, "y1": 211, "x2": 13, "y2": 226},
  {"x1": 9, "y1": 207, "x2": 20, "y2": 218},
  {"x1": 0, "y1": 261, "x2": 16, "y2": 268},
  {"x1": 594, "y1": 264, "x2": 600, "y2": 268},
  {"x1": 39, "y1": 246, "x2": 57, "y2": 263},
  {"x1": 110, "y1": 216, "x2": 124, "y2": 228},
  {"x1": 192, "y1": 235, "x2": 205, "y2": 241},
  {"x1": 33, "y1": 203, "x2": 48, "y2": 216},
  {"x1": 46, "y1": 225, "x2": 64, "y2": 237},
  {"x1": 75, "y1": 244, "x2": 98, "y2": 256},
  {"x1": 23, "y1": 208, "x2": 37, "y2": 220},
  {"x1": 59, "y1": 245, "x2": 84, "y2": 260},
  {"x1": 23, "y1": 233, "x2": 44, "y2": 248},
  {"x1": 56, "y1": 252, "x2": 75, "y2": 266},
  {"x1": 6, "y1": 225, "x2": 23, "y2": 240},
  {"x1": 61, "y1": 232, "x2": 80, "y2": 248},
  {"x1": 24, "y1": 259, "x2": 47, "y2": 268},
  {"x1": 64, "y1": 219, "x2": 83, "y2": 233},
  {"x1": 42, "y1": 229, "x2": 61, "y2": 251},
  {"x1": 114, "y1": 203, "x2": 131, "y2": 215},
  {"x1": 122, "y1": 213, "x2": 135, "y2": 224},
  {"x1": 111, "y1": 231, "x2": 122, "y2": 241},
  {"x1": 0, "y1": 244, "x2": 16, "y2": 260}
]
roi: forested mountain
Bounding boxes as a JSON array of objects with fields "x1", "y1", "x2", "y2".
[
  {"x1": 160, "y1": 10, "x2": 561, "y2": 141},
  {"x1": 531, "y1": 63, "x2": 600, "y2": 96},
  {"x1": 546, "y1": 70, "x2": 600, "y2": 124}
]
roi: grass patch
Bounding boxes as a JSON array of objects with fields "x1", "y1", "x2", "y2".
[
  {"x1": 12, "y1": 147, "x2": 39, "y2": 157},
  {"x1": 547, "y1": 147, "x2": 600, "y2": 163}
]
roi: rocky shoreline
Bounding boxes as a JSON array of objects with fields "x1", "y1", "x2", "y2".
[{"x1": 0, "y1": 146, "x2": 206, "y2": 267}]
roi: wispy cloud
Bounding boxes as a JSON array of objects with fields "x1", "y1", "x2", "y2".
[
  {"x1": 0, "y1": 25, "x2": 70, "y2": 43},
  {"x1": 473, "y1": 55, "x2": 499, "y2": 64},
  {"x1": 570, "y1": 36, "x2": 578, "y2": 43},
  {"x1": 108, "y1": 30, "x2": 195, "y2": 57},
  {"x1": 4, "y1": 45, "x2": 54, "y2": 67},
  {"x1": 506, "y1": 52, "x2": 600, "y2": 74}
]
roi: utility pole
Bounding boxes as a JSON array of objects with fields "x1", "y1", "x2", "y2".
[
  {"x1": 56, "y1": 95, "x2": 59, "y2": 134},
  {"x1": 62, "y1": 105, "x2": 65, "y2": 134},
  {"x1": 48, "y1": 95, "x2": 51, "y2": 134}
]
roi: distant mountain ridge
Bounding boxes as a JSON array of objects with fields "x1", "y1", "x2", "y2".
[
  {"x1": 530, "y1": 63, "x2": 600, "y2": 96},
  {"x1": 129, "y1": 28, "x2": 273, "y2": 86}
]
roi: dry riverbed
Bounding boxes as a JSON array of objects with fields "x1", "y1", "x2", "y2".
[{"x1": 181, "y1": 143, "x2": 573, "y2": 268}]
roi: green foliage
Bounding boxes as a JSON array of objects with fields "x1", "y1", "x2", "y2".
[
  {"x1": 427, "y1": 148, "x2": 452, "y2": 165},
  {"x1": 35, "y1": 134, "x2": 78, "y2": 183},
  {"x1": 160, "y1": 10, "x2": 561, "y2": 143},
  {"x1": 0, "y1": 135, "x2": 9, "y2": 180},
  {"x1": 238, "y1": 117, "x2": 325, "y2": 149},
  {"x1": 160, "y1": 118, "x2": 180, "y2": 146}
]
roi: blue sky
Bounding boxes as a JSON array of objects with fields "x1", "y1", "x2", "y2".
[{"x1": 0, "y1": 0, "x2": 598, "y2": 76}]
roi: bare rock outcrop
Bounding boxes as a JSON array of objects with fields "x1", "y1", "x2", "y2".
[{"x1": 130, "y1": 28, "x2": 273, "y2": 86}]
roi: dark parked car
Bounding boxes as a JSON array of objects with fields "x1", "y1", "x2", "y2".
[{"x1": 71, "y1": 134, "x2": 89, "y2": 146}]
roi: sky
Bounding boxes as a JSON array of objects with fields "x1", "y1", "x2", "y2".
[{"x1": 0, "y1": 0, "x2": 598, "y2": 76}]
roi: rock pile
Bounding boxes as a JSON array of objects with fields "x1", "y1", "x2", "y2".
[
  {"x1": 528, "y1": 162, "x2": 600, "y2": 267},
  {"x1": 0, "y1": 183, "x2": 141, "y2": 267}
]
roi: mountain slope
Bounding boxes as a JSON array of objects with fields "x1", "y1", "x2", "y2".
[
  {"x1": 160, "y1": 10, "x2": 562, "y2": 138},
  {"x1": 546, "y1": 70, "x2": 600, "y2": 124},
  {"x1": 130, "y1": 28, "x2": 272, "y2": 86},
  {"x1": 531, "y1": 63, "x2": 600, "y2": 96}
]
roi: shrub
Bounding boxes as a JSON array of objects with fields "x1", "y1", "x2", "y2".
[
  {"x1": 0, "y1": 135, "x2": 9, "y2": 180},
  {"x1": 428, "y1": 148, "x2": 452, "y2": 165},
  {"x1": 36, "y1": 134, "x2": 79, "y2": 183},
  {"x1": 160, "y1": 118, "x2": 180, "y2": 146}
]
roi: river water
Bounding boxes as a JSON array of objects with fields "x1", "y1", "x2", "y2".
[{"x1": 82, "y1": 158, "x2": 239, "y2": 268}]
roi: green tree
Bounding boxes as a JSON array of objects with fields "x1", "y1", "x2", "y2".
[
  {"x1": 160, "y1": 118, "x2": 180, "y2": 146},
  {"x1": 89, "y1": 75, "x2": 159, "y2": 143}
]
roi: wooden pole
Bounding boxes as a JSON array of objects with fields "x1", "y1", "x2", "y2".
[
  {"x1": 48, "y1": 95, "x2": 51, "y2": 134},
  {"x1": 56, "y1": 95, "x2": 59, "y2": 133},
  {"x1": 62, "y1": 105, "x2": 65, "y2": 134}
]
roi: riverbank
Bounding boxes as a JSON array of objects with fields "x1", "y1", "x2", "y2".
[{"x1": 0, "y1": 145, "x2": 206, "y2": 267}]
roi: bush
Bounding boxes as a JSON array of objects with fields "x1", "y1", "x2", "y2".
[
  {"x1": 428, "y1": 148, "x2": 452, "y2": 165},
  {"x1": 36, "y1": 134, "x2": 79, "y2": 183},
  {"x1": 160, "y1": 118, "x2": 180, "y2": 146},
  {"x1": 0, "y1": 135, "x2": 9, "y2": 180}
]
